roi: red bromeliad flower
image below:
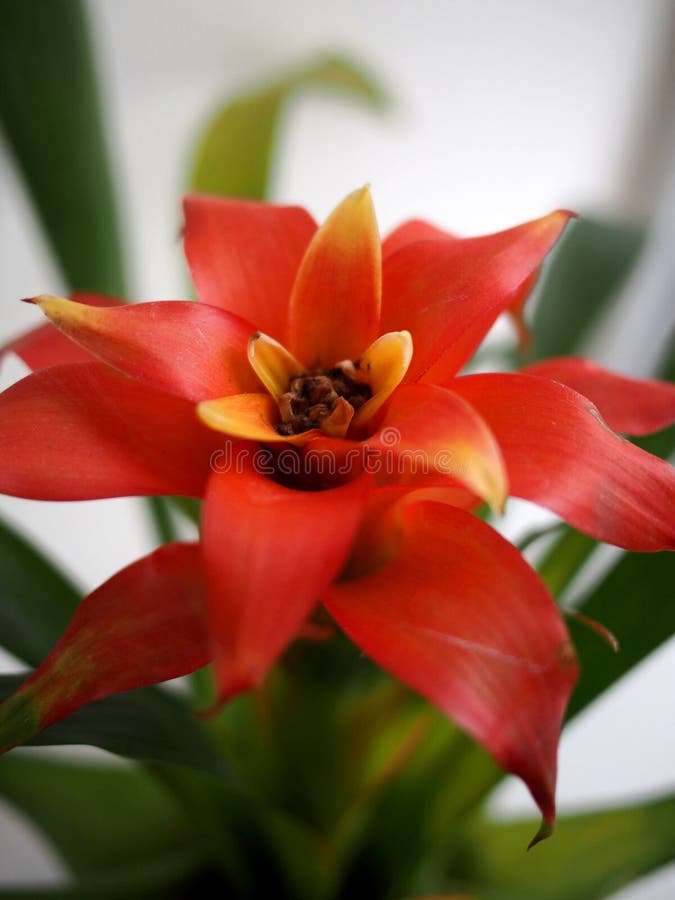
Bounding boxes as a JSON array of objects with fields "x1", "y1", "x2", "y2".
[{"x1": 1, "y1": 188, "x2": 675, "y2": 836}]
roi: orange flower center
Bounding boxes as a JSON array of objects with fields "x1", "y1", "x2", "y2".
[{"x1": 196, "y1": 329, "x2": 413, "y2": 446}]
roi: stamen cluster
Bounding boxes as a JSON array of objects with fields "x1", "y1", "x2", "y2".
[{"x1": 276, "y1": 365, "x2": 372, "y2": 435}]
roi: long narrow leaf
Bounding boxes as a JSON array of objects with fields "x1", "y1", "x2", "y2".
[
  {"x1": 566, "y1": 550, "x2": 675, "y2": 718},
  {"x1": 0, "y1": 675, "x2": 240, "y2": 790},
  {"x1": 0, "y1": 853, "x2": 205, "y2": 900},
  {"x1": 528, "y1": 217, "x2": 645, "y2": 361},
  {"x1": 0, "y1": 0, "x2": 126, "y2": 296},
  {"x1": 190, "y1": 55, "x2": 385, "y2": 200},
  {"x1": 461, "y1": 793, "x2": 675, "y2": 900},
  {"x1": 0, "y1": 518, "x2": 80, "y2": 667},
  {"x1": 0, "y1": 755, "x2": 195, "y2": 878}
]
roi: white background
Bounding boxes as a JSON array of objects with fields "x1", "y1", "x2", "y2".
[{"x1": 1, "y1": 0, "x2": 674, "y2": 894}]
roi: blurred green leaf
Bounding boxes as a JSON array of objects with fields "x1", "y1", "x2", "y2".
[
  {"x1": 566, "y1": 549, "x2": 675, "y2": 719},
  {"x1": 171, "y1": 496, "x2": 202, "y2": 527},
  {"x1": 461, "y1": 793, "x2": 675, "y2": 900},
  {"x1": 0, "y1": 518, "x2": 80, "y2": 667},
  {"x1": 0, "y1": 675, "x2": 240, "y2": 790},
  {"x1": 0, "y1": 0, "x2": 126, "y2": 296},
  {"x1": 0, "y1": 857, "x2": 209, "y2": 900},
  {"x1": 334, "y1": 706, "x2": 501, "y2": 899},
  {"x1": 0, "y1": 1, "x2": 180, "y2": 547},
  {"x1": 145, "y1": 496, "x2": 181, "y2": 544},
  {"x1": 528, "y1": 217, "x2": 645, "y2": 361},
  {"x1": 537, "y1": 528, "x2": 596, "y2": 597},
  {"x1": 0, "y1": 755, "x2": 196, "y2": 879},
  {"x1": 190, "y1": 55, "x2": 386, "y2": 199}
]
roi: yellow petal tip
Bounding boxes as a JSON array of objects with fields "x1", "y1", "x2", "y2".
[
  {"x1": 31, "y1": 294, "x2": 88, "y2": 327},
  {"x1": 33, "y1": 293, "x2": 68, "y2": 309},
  {"x1": 330, "y1": 184, "x2": 377, "y2": 226},
  {"x1": 477, "y1": 464, "x2": 508, "y2": 516},
  {"x1": 247, "y1": 332, "x2": 305, "y2": 401},
  {"x1": 353, "y1": 330, "x2": 414, "y2": 426}
]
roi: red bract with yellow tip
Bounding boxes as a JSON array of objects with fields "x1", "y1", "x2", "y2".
[{"x1": 2, "y1": 187, "x2": 675, "y2": 837}]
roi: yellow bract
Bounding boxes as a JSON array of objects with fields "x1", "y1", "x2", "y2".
[
  {"x1": 247, "y1": 332, "x2": 305, "y2": 401},
  {"x1": 353, "y1": 330, "x2": 412, "y2": 426}
]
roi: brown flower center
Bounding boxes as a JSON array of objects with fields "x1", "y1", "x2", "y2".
[{"x1": 275, "y1": 365, "x2": 372, "y2": 436}]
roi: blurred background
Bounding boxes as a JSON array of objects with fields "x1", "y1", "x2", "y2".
[{"x1": 1, "y1": 0, "x2": 674, "y2": 894}]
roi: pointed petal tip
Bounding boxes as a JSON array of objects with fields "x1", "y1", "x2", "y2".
[
  {"x1": 288, "y1": 184, "x2": 381, "y2": 364},
  {"x1": 195, "y1": 671, "x2": 261, "y2": 720},
  {"x1": 353, "y1": 330, "x2": 414, "y2": 426},
  {"x1": 247, "y1": 331, "x2": 305, "y2": 400},
  {"x1": 527, "y1": 818, "x2": 554, "y2": 851},
  {"x1": 330, "y1": 183, "x2": 377, "y2": 225},
  {"x1": 491, "y1": 490, "x2": 507, "y2": 517},
  {"x1": 553, "y1": 208, "x2": 578, "y2": 237},
  {"x1": 392, "y1": 329, "x2": 414, "y2": 369},
  {"x1": 546, "y1": 208, "x2": 577, "y2": 225},
  {"x1": 22, "y1": 293, "x2": 67, "y2": 308},
  {"x1": 463, "y1": 447, "x2": 508, "y2": 515},
  {"x1": 349, "y1": 182, "x2": 373, "y2": 202},
  {"x1": 539, "y1": 208, "x2": 577, "y2": 239},
  {"x1": 31, "y1": 294, "x2": 89, "y2": 327}
]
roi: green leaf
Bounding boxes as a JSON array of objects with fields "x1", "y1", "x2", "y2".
[
  {"x1": 333, "y1": 703, "x2": 501, "y2": 898},
  {"x1": 528, "y1": 217, "x2": 645, "y2": 361},
  {"x1": 0, "y1": 675, "x2": 240, "y2": 790},
  {"x1": 0, "y1": 517, "x2": 80, "y2": 667},
  {"x1": 537, "y1": 528, "x2": 596, "y2": 597},
  {"x1": 0, "y1": 0, "x2": 126, "y2": 296},
  {"x1": 0, "y1": 857, "x2": 208, "y2": 900},
  {"x1": 190, "y1": 55, "x2": 386, "y2": 200},
  {"x1": 144, "y1": 496, "x2": 181, "y2": 544},
  {"x1": 0, "y1": 755, "x2": 197, "y2": 879},
  {"x1": 171, "y1": 496, "x2": 202, "y2": 527},
  {"x1": 460, "y1": 793, "x2": 675, "y2": 900},
  {"x1": 566, "y1": 549, "x2": 675, "y2": 719}
]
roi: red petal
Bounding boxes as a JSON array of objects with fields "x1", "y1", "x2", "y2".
[
  {"x1": 521, "y1": 357, "x2": 675, "y2": 436},
  {"x1": 324, "y1": 500, "x2": 577, "y2": 824},
  {"x1": 288, "y1": 187, "x2": 381, "y2": 366},
  {"x1": 422, "y1": 269, "x2": 542, "y2": 385},
  {"x1": 373, "y1": 384, "x2": 507, "y2": 509},
  {"x1": 308, "y1": 384, "x2": 506, "y2": 509},
  {"x1": 381, "y1": 211, "x2": 573, "y2": 382},
  {"x1": 32, "y1": 296, "x2": 259, "y2": 402},
  {"x1": 0, "y1": 543, "x2": 210, "y2": 751},
  {"x1": 382, "y1": 218, "x2": 454, "y2": 258},
  {"x1": 183, "y1": 194, "x2": 316, "y2": 342},
  {"x1": 0, "y1": 362, "x2": 221, "y2": 500},
  {"x1": 1, "y1": 293, "x2": 125, "y2": 372},
  {"x1": 453, "y1": 373, "x2": 675, "y2": 550},
  {"x1": 201, "y1": 460, "x2": 369, "y2": 701}
]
